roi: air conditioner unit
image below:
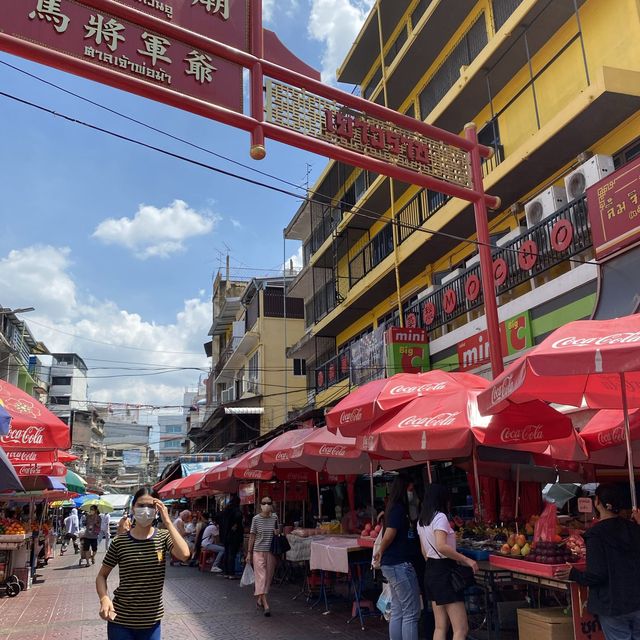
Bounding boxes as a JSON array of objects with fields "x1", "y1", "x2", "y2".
[
  {"x1": 524, "y1": 186, "x2": 567, "y2": 228},
  {"x1": 496, "y1": 227, "x2": 527, "y2": 248},
  {"x1": 564, "y1": 154, "x2": 615, "y2": 201},
  {"x1": 441, "y1": 268, "x2": 465, "y2": 285}
]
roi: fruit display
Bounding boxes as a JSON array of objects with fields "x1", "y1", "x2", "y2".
[
  {"x1": 499, "y1": 533, "x2": 531, "y2": 557},
  {"x1": 528, "y1": 540, "x2": 577, "y2": 565},
  {"x1": 0, "y1": 519, "x2": 27, "y2": 537},
  {"x1": 360, "y1": 522, "x2": 382, "y2": 540}
]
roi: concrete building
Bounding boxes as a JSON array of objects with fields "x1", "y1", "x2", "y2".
[
  {"x1": 0, "y1": 308, "x2": 49, "y2": 397},
  {"x1": 284, "y1": 0, "x2": 640, "y2": 410},
  {"x1": 48, "y1": 353, "x2": 89, "y2": 423},
  {"x1": 102, "y1": 419, "x2": 153, "y2": 491},
  {"x1": 194, "y1": 275, "x2": 307, "y2": 451},
  {"x1": 67, "y1": 408, "x2": 106, "y2": 489},
  {"x1": 157, "y1": 409, "x2": 189, "y2": 476}
]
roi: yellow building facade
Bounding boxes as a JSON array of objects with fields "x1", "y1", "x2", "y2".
[{"x1": 285, "y1": 0, "x2": 640, "y2": 411}]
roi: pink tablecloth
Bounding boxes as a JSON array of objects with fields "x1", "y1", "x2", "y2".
[{"x1": 309, "y1": 536, "x2": 361, "y2": 574}]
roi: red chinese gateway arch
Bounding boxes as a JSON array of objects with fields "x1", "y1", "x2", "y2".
[{"x1": 1, "y1": 0, "x2": 505, "y2": 375}]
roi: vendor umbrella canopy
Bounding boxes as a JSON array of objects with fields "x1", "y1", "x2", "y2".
[
  {"x1": 0, "y1": 445, "x2": 24, "y2": 492},
  {"x1": 79, "y1": 498, "x2": 114, "y2": 513},
  {"x1": 202, "y1": 448, "x2": 273, "y2": 492},
  {"x1": 578, "y1": 409, "x2": 640, "y2": 467},
  {"x1": 477, "y1": 313, "x2": 640, "y2": 506},
  {"x1": 246, "y1": 428, "x2": 314, "y2": 470},
  {"x1": 66, "y1": 470, "x2": 88, "y2": 494},
  {"x1": 0, "y1": 380, "x2": 71, "y2": 450}
]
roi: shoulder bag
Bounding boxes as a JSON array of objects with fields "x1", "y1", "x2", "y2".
[{"x1": 426, "y1": 529, "x2": 475, "y2": 593}]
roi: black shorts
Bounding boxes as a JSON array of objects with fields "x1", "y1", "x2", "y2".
[
  {"x1": 424, "y1": 558, "x2": 465, "y2": 606},
  {"x1": 83, "y1": 538, "x2": 98, "y2": 552}
]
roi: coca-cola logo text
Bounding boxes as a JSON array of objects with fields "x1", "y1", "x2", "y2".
[
  {"x1": 274, "y1": 451, "x2": 289, "y2": 461},
  {"x1": 1, "y1": 425, "x2": 45, "y2": 446},
  {"x1": 597, "y1": 427, "x2": 625, "y2": 447},
  {"x1": 242, "y1": 470, "x2": 265, "y2": 479},
  {"x1": 339, "y1": 408, "x2": 363, "y2": 424},
  {"x1": 500, "y1": 424, "x2": 544, "y2": 443},
  {"x1": 490, "y1": 366, "x2": 527, "y2": 406},
  {"x1": 6, "y1": 451, "x2": 38, "y2": 462},
  {"x1": 551, "y1": 332, "x2": 640, "y2": 349},
  {"x1": 318, "y1": 444, "x2": 348, "y2": 457},
  {"x1": 389, "y1": 382, "x2": 447, "y2": 396},
  {"x1": 15, "y1": 463, "x2": 43, "y2": 476},
  {"x1": 397, "y1": 412, "x2": 460, "y2": 428}
]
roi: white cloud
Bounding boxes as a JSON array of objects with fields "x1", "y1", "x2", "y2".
[
  {"x1": 284, "y1": 246, "x2": 304, "y2": 272},
  {"x1": 0, "y1": 245, "x2": 210, "y2": 408},
  {"x1": 92, "y1": 199, "x2": 217, "y2": 259},
  {"x1": 308, "y1": 0, "x2": 375, "y2": 83},
  {"x1": 230, "y1": 218, "x2": 243, "y2": 229},
  {"x1": 264, "y1": 0, "x2": 298, "y2": 23}
]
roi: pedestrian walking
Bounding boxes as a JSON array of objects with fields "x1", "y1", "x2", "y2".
[
  {"x1": 373, "y1": 475, "x2": 421, "y2": 640},
  {"x1": 96, "y1": 487, "x2": 190, "y2": 640},
  {"x1": 220, "y1": 495, "x2": 244, "y2": 580},
  {"x1": 169, "y1": 510, "x2": 192, "y2": 565},
  {"x1": 417, "y1": 484, "x2": 477, "y2": 640},
  {"x1": 201, "y1": 515, "x2": 225, "y2": 573},
  {"x1": 62, "y1": 508, "x2": 80, "y2": 555},
  {"x1": 100, "y1": 511, "x2": 111, "y2": 550},
  {"x1": 81, "y1": 505, "x2": 101, "y2": 567},
  {"x1": 247, "y1": 495, "x2": 279, "y2": 617},
  {"x1": 555, "y1": 484, "x2": 640, "y2": 640}
]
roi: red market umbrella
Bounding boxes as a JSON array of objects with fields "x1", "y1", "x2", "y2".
[
  {"x1": 326, "y1": 371, "x2": 487, "y2": 437},
  {"x1": 477, "y1": 314, "x2": 640, "y2": 505},
  {"x1": 578, "y1": 409, "x2": 640, "y2": 468},
  {"x1": 158, "y1": 478, "x2": 183, "y2": 499},
  {"x1": 246, "y1": 428, "x2": 314, "y2": 470},
  {"x1": 168, "y1": 471, "x2": 211, "y2": 499},
  {"x1": 202, "y1": 449, "x2": 273, "y2": 492},
  {"x1": 0, "y1": 380, "x2": 71, "y2": 450}
]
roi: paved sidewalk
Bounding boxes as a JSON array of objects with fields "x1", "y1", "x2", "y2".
[{"x1": 0, "y1": 547, "x2": 389, "y2": 639}]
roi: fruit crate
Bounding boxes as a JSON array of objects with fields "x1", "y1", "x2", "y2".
[
  {"x1": 459, "y1": 547, "x2": 491, "y2": 561},
  {"x1": 0, "y1": 535, "x2": 28, "y2": 543},
  {"x1": 489, "y1": 553, "x2": 585, "y2": 577}
]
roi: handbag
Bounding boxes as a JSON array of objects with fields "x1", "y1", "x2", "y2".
[
  {"x1": 426, "y1": 534, "x2": 476, "y2": 593},
  {"x1": 270, "y1": 533, "x2": 291, "y2": 556}
]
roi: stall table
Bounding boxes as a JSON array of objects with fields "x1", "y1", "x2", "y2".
[{"x1": 309, "y1": 536, "x2": 376, "y2": 629}]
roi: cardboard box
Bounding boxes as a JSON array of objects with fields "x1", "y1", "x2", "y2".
[{"x1": 517, "y1": 607, "x2": 573, "y2": 640}]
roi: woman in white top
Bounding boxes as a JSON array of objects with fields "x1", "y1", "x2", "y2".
[{"x1": 417, "y1": 484, "x2": 477, "y2": 640}]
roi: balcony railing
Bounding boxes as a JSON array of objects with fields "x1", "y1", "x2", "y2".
[
  {"x1": 403, "y1": 195, "x2": 590, "y2": 331},
  {"x1": 315, "y1": 351, "x2": 350, "y2": 393},
  {"x1": 349, "y1": 223, "x2": 394, "y2": 287},
  {"x1": 306, "y1": 279, "x2": 337, "y2": 327},
  {"x1": 214, "y1": 336, "x2": 242, "y2": 378}
]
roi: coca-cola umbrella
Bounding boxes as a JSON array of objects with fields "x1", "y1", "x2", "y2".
[
  {"x1": 326, "y1": 371, "x2": 487, "y2": 437},
  {"x1": 578, "y1": 409, "x2": 640, "y2": 467},
  {"x1": 202, "y1": 448, "x2": 273, "y2": 493},
  {"x1": 0, "y1": 380, "x2": 71, "y2": 450},
  {"x1": 477, "y1": 314, "x2": 640, "y2": 506},
  {"x1": 245, "y1": 428, "x2": 315, "y2": 470}
]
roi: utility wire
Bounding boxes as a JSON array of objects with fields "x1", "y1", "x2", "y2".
[{"x1": 0, "y1": 88, "x2": 587, "y2": 266}]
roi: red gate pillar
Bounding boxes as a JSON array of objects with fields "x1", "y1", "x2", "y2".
[
  {"x1": 250, "y1": 0, "x2": 266, "y2": 160},
  {"x1": 465, "y1": 123, "x2": 504, "y2": 378}
]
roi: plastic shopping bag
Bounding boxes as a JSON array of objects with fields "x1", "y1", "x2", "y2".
[
  {"x1": 534, "y1": 502, "x2": 558, "y2": 542},
  {"x1": 376, "y1": 582, "x2": 392, "y2": 621},
  {"x1": 371, "y1": 527, "x2": 384, "y2": 570},
  {"x1": 240, "y1": 562, "x2": 255, "y2": 587}
]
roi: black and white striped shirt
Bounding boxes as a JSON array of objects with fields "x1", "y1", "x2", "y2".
[{"x1": 250, "y1": 514, "x2": 278, "y2": 552}]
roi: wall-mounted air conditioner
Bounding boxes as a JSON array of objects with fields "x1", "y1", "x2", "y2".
[
  {"x1": 441, "y1": 268, "x2": 465, "y2": 286},
  {"x1": 465, "y1": 254, "x2": 479, "y2": 269},
  {"x1": 564, "y1": 154, "x2": 615, "y2": 201},
  {"x1": 524, "y1": 186, "x2": 567, "y2": 228}
]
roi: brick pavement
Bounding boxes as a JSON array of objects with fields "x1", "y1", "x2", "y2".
[{"x1": 0, "y1": 546, "x2": 390, "y2": 639}]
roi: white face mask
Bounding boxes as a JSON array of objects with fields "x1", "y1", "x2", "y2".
[
  {"x1": 134, "y1": 507, "x2": 155, "y2": 527},
  {"x1": 261, "y1": 503, "x2": 272, "y2": 514}
]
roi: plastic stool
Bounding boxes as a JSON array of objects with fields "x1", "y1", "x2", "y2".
[
  {"x1": 351, "y1": 599, "x2": 374, "y2": 618},
  {"x1": 199, "y1": 549, "x2": 217, "y2": 572}
]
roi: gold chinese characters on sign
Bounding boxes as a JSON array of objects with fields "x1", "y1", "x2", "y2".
[{"x1": 265, "y1": 80, "x2": 471, "y2": 189}]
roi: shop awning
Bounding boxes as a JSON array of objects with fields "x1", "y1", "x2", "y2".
[{"x1": 224, "y1": 407, "x2": 264, "y2": 415}]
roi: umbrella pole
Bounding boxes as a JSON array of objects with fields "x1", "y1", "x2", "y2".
[
  {"x1": 472, "y1": 443, "x2": 483, "y2": 521},
  {"x1": 515, "y1": 465, "x2": 521, "y2": 532},
  {"x1": 369, "y1": 460, "x2": 375, "y2": 516},
  {"x1": 282, "y1": 481, "x2": 287, "y2": 524},
  {"x1": 426, "y1": 462, "x2": 433, "y2": 483},
  {"x1": 620, "y1": 372, "x2": 637, "y2": 509},
  {"x1": 316, "y1": 472, "x2": 322, "y2": 522}
]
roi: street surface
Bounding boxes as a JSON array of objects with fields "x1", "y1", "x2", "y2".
[{"x1": 0, "y1": 548, "x2": 389, "y2": 639}]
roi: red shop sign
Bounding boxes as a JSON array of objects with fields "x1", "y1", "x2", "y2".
[
  {"x1": 551, "y1": 219, "x2": 574, "y2": 252},
  {"x1": 493, "y1": 258, "x2": 508, "y2": 286},
  {"x1": 518, "y1": 240, "x2": 539, "y2": 271},
  {"x1": 422, "y1": 302, "x2": 436, "y2": 326},
  {"x1": 5, "y1": 0, "x2": 243, "y2": 112},
  {"x1": 443, "y1": 289, "x2": 457, "y2": 314},
  {"x1": 464, "y1": 274, "x2": 481, "y2": 302}
]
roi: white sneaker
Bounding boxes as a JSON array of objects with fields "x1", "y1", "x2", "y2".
[{"x1": 210, "y1": 566, "x2": 223, "y2": 573}]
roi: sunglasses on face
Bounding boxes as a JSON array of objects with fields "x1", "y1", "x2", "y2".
[{"x1": 261, "y1": 501, "x2": 272, "y2": 505}]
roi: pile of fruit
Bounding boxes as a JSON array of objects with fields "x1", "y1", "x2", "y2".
[
  {"x1": 0, "y1": 519, "x2": 27, "y2": 536},
  {"x1": 499, "y1": 533, "x2": 532, "y2": 558},
  {"x1": 528, "y1": 540, "x2": 577, "y2": 565},
  {"x1": 360, "y1": 522, "x2": 382, "y2": 540}
]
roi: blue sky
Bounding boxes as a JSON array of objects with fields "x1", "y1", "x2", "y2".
[{"x1": 0, "y1": 0, "x2": 374, "y2": 411}]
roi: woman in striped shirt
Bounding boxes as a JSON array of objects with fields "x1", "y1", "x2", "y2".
[
  {"x1": 247, "y1": 496, "x2": 279, "y2": 617},
  {"x1": 95, "y1": 487, "x2": 190, "y2": 640}
]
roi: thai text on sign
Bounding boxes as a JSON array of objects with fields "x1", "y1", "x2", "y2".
[{"x1": 3, "y1": 0, "x2": 243, "y2": 112}]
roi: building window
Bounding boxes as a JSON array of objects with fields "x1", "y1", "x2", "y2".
[
  {"x1": 492, "y1": 0, "x2": 524, "y2": 33},
  {"x1": 411, "y1": 0, "x2": 429, "y2": 30},
  {"x1": 161, "y1": 439, "x2": 182, "y2": 449},
  {"x1": 164, "y1": 425, "x2": 182, "y2": 434},
  {"x1": 385, "y1": 26, "x2": 408, "y2": 67},
  {"x1": 51, "y1": 376, "x2": 72, "y2": 386},
  {"x1": 293, "y1": 359, "x2": 306, "y2": 376},
  {"x1": 248, "y1": 351, "x2": 259, "y2": 380},
  {"x1": 613, "y1": 137, "x2": 640, "y2": 169},
  {"x1": 52, "y1": 396, "x2": 71, "y2": 405},
  {"x1": 363, "y1": 66, "x2": 382, "y2": 100}
]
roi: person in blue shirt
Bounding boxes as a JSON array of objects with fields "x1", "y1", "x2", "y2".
[{"x1": 373, "y1": 475, "x2": 421, "y2": 640}]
